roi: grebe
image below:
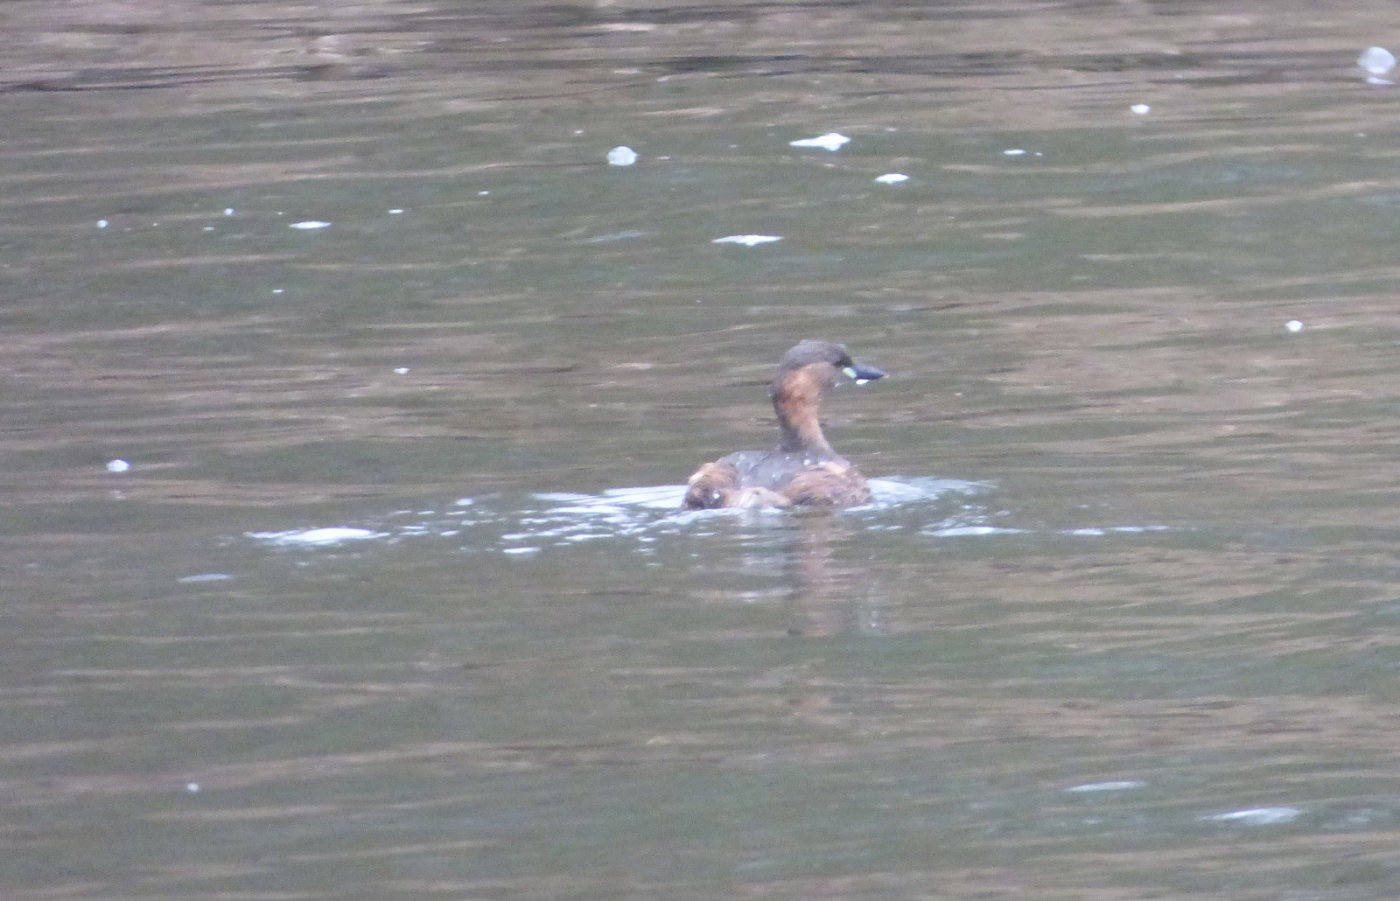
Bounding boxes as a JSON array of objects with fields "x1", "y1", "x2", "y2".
[{"x1": 682, "y1": 340, "x2": 884, "y2": 509}]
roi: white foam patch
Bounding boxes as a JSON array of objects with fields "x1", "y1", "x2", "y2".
[
  {"x1": 712, "y1": 234, "x2": 782, "y2": 246},
  {"x1": 1064, "y1": 525, "x2": 1173, "y2": 536},
  {"x1": 1203, "y1": 807, "x2": 1300, "y2": 826},
  {"x1": 789, "y1": 132, "x2": 850, "y2": 151},
  {"x1": 249, "y1": 527, "x2": 385, "y2": 547},
  {"x1": 247, "y1": 480, "x2": 981, "y2": 557},
  {"x1": 178, "y1": 573, "x2": 233, "y2": 584},
  {"x1": 1065, "y1": 780, "x2": 1145, "y2": 794},
  {"x1": 867, "y1": 477, "x2": 979, "y2": 505},
  {"x1": 928, "y1": 525, "x2": 1025, "y2": 537}
]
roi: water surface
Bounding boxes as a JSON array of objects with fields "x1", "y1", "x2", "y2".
[{"x1": 4, "y1": 1, "x2": 1400, "y2": 896}]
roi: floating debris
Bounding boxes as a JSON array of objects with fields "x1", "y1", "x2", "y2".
[
  {"x1": 1204, "y1": 807, "x2": 1300, "y2": 826},
  {"x1": 1359, "y1": 46, "x2": 1396, "y2": 82},
  {"x1": 712, "y1": 234, "x2": 782, "y2": 247},
  {"x1": 223, "y1": 208, "x2": 235, "y2": 216},
  {"x1": 289, "y1": 220, "x2": 331, "y2": 230},
  {"x1": 607, "y1": 145, "x2": 638, "y2": 166},
  {"x1": 106, "y1": 459, "x2": 130, "y2": 473},
  {"x1": 393, "y1": 366, "x2": 411, "y2": 375},
  {"x1": 1285, "y1": 319, "x2": 1304, "y2": 333},
  {"x1": 96, "y1": 219, "x2": 109, "y2": 229},
  {"x1": 388, "y1": 208, "x2": 404, "y2": 215},
  {"x1": 1131, "y1": 103, "x2": 1151, "y2": 115},
  {"x1": 790, "y1": 132, "x2": 850, "y2": 151},
  {"x1": 874, "y1": 173, "x2": 909, "y2": 184}
]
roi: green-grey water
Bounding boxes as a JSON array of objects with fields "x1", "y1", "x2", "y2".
[{"x1": 4, "y1": 1, "x2": 1400, "y2": 897}]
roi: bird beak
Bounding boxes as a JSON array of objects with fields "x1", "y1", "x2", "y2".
[{"x1": 842, "y1": 363, "x2": 885, "y2": 385}]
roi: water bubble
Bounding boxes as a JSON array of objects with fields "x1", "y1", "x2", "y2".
[
  {"x1": 96, "y1": 219, "x2": 109, "y2": 228},
  {"x1": 106, "y1": 459, "x2": 130, "y2": 473},
  {"x1": 1285, "y1": 319, "x2": 1304, "y2": 333},
  {"x1": 1131, "y1": 103, "x2": 1151, "y2": 115}
]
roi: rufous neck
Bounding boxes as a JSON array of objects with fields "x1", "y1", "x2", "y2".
[{"x1": 772, "y1": 381, "x2": 833, "y2": 456}]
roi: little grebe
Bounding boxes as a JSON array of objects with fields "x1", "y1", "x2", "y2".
[{"x1": 682, "y1": 340, "x2": 885, "y2": 509}]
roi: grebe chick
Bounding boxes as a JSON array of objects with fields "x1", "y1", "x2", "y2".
[{"x1": 682, "y1": 340, "x2": 885, "y2": 509}]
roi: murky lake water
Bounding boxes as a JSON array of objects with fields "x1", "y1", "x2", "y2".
[{"x1": 4, "y1": 1, "x2": 1400, "y2": 896}]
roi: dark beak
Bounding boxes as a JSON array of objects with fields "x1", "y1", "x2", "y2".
[{"x1": 842, "y1": 362, "x2": 885, "y2": 383}]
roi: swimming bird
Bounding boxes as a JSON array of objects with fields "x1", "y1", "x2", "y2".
[{"x1": 682, "y1": 340, "x2": 884, "y2": 509}]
